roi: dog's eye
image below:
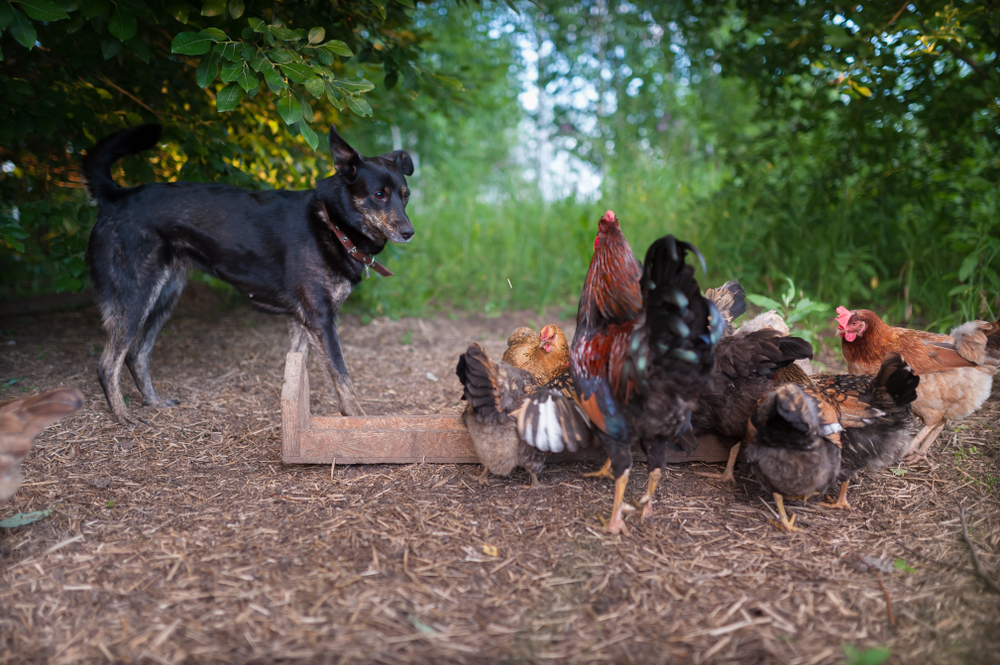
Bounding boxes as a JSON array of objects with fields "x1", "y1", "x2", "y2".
[
  {"x1": 374, "y1": 191, "x2": 385, "y2": 200},
  {"x1": 402, "y1": 190, "x2": 409, "y2": 201}
]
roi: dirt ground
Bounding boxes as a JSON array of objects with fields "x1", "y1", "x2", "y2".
[{"x1": 1, "y1": 286, "x2": 998, "y2": 664}]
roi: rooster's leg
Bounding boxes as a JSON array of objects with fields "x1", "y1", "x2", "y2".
[
  {"x1": 909, "y1": 422, "x2": 947, "y2": 460},
  {"x1": 820, "y1": 481, "x2": 851, "y2": 510},
  {"x1": 638, "y1": 467, "x2": 662, "y2": 521},
  {"x1": 605, "y1": 469, "x2": 631, "y2": 535},
  {"x1": 768, "y1": 492, "x2": 802, "y2": 533},
  {"x1": 527, "y1": 469, "x2": 540, "y2": 489},
  {"x1": 584, "y1": 458, "x2": 613, "y2": 479},
  {"x1": 694, "y1": 443, "x2": 740, "y2": 483}
]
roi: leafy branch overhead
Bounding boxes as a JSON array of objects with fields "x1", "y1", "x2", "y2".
[{"x1": 1, "y1": 0, "x2": 428, "y2": 150}]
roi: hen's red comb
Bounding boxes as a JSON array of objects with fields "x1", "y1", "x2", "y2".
[{"x1": 835, "y1": 306, "x2": 852, "y2": 328}]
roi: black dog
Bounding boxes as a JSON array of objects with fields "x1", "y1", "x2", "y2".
[{"x1": 83, "y1": 124, "x2": 413, "y2": 424}]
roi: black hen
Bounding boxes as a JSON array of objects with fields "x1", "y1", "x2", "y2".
[{"x1": 692, "y1": 329, "x2": 814, "y2": 482}]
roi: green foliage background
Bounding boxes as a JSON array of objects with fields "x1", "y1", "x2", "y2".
[{"x1": 1, "y1": 0, "x2": 997, "y2": 332}]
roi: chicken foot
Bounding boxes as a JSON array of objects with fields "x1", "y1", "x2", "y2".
[
  {"x1": 639, "y1": 467, "x2": 662, "y2": 521},
  {"x1": 603, "y1": 469, "x2": 631, "y2": 535},
  {"x1": 820, "y1": 481, "x2": 851, "y2": 510},
  {"x1": 476, "y1": 465, "x2": 490, "y2": 485},
  {"x1": 769, "y1": 492, "x2": 802, "y2": 533},
  {"x1": 584, "y1": 458, "x2": 613, "y2": 479},
  {"x1": 694, "y1": 443, "x2": 740, "y2": 483},
  {"x1": 904, "y1": 422, "x2": 947, "y2": 461}
]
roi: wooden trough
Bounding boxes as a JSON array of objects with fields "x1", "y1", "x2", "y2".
[{"x1": 280, "y1": 352, "x2": 731, "y2": 466}]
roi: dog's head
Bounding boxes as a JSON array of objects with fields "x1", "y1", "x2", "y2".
[{"x1": 325, "y1": 126, "x2": 414, "y2": 244}]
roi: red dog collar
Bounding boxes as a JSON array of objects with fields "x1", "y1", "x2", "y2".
[{"x1": 318, "y1": 203, "x2": 394, "y2": 277}]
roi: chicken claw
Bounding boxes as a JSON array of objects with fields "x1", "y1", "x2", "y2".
[
  {"x1": 584, "y1": 458, "x2": 613, "y2": 479},
  {"x1": 639, "y1": 467, "x2": 662, "y2": 521},
  {"x1": 476, "y1": 465, "x2": 490, "y2": 485},
  {"x1": 819, "y1": 481, "x2": 852, "y2": 510},
  {"x1": 769, "y1": 492, "x2": 803, "y2": 533},
  {"x1": 694, "y1": 443, "x2": 740, "y2": 483}
]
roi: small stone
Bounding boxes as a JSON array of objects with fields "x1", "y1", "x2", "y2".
[{"x1": 426, "y1": 372, "x2": 439, "y2": 382}]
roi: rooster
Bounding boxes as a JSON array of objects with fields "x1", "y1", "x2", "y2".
[
  {"x1": 1, "y1": 388, "x2": 84, "y2": 502},
  {"x1": 836, "y1": 307, "x2": 999, "y2": 458},
  {"x1": 457, "y1": 334, "x2": 590, "y2": 486},
  {"x1": 748, "y1": 353, "x2": 918, "y2": 531},
  {"x1": 570, "y1": 211, "x2": 722, "y2": 533}
]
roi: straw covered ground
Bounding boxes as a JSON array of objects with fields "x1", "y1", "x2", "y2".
[{"x1": 1, "y1": 286, "x2": 998, "y2": 664}]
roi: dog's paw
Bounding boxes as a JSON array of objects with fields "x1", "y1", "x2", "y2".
[{"x1": 145, "y1": 398, "x2": 180, "y2": 408}]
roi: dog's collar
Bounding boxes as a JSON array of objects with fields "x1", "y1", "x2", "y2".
[{"x1": 318, "y1": 203, "x2": 393, "y2": 278}]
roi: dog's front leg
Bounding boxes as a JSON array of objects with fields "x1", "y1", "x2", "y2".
[{"x1": 314, "y1": 318, "x2": 366, "y2": 417}]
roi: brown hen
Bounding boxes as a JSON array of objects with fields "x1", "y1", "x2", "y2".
[{"x1": 837, "y1": 307, "x2": 999, "y2": 458}]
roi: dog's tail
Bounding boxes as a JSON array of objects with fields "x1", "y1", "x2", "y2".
[{"x1": 81, "y1": 124, "x2": 162, "y2": 202}]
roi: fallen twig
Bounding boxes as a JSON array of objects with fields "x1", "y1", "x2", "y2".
[
  {"x1": 957, "y1": 501, "x2": 1000, "y2": 595},
  {"x1": 874, "y1": 571, "x2": 896, "y2": 628}
]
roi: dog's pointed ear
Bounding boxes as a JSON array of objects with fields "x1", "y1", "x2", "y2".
[
  {"x1": 329, "y1": 125, "x2": 361, "y2": 180},
  {"x1": 390, "y1": 150, "x2": 414, "y2": 176}
]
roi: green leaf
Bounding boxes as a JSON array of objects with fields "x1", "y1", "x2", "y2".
[
  {"x1": 18, "y1": 0, "x2": 69, "y2": 22},
  {"x1": 396, "y1": 0, "x2": 415, "y2": 7},
  {"x1": 745, "y1": 294, "x2": 783, "y2": 312},
  {"x1": 201, "y1": 0, "x2": 226, "y2": 17},
  {"x1": 228, "y1": 0, "x2": 244, "y2": 19},
  {"x1": 236, "y1": 68, "x2": 256, "y2": 93},
  {"x1": 249, "y1": 50, "x2": 268, "y2": 71},
  {"x1": 280, "y1": 62, "x2": 313, "y2": 84},
  {"x1": 102, "y1": 38, "x2": 122, "y2": 59},
  {"x1": 217, "y1": 41, "x2": 240, "y2": 61},
  {"x1": 171, "y1": 29, "x2": 226, "y2": 55},
  {"x1": 8, "y1": 9, "x2": 37, "y2": 50},
  {"x1": 108, "y1": 6, "x2": 137, "y2": 41},
  {"x1": 0, "y1": 509, "x2": 54, "y2": 528},
  {"x1": 345, "y1": 94, "x2": 373, "y2": 117},
  {"x1": 325, "y1": 81, "x2": 345, "y2": 110},
  {"x1": 270, "y1": 25, "x2": 300, "y2": 41},
  {"x1": 842, "y1": 645, "x2": 891, "y2": 665},
  {"x1": 298, "y1": 119, "x2": 319, "y2": 150},
  {"x1": 125, "y1": 36, "x2": 150, "y2": 63},
  {"x1": 260, "y1": 64, "x2": 285, "y2": 93},
  {"x1": 0, "y1": 3, "x2": 12, "y2": 30},
  {"x1": 321, "y1": 40, "x2": 353, "y2": 57},
  {"x1": 275, "y1": 90, "x2": 302, "y2": 124},
  {"x1": 308, "y1": 27, "x2": 325, "y2": 45},
  {"x1": 220, "y1": 59, "x2": 242, "y2": 83},
  {"x1": 248, "y1": 16, "x2": 268, "y2": 34},
  {"x1": 958, "y1": 252, "x2": 979, "y2": 283},
  {"x1": 267, "y1": 48, "x2": 293, "y2": 64},
  {"x1": 892, "y1": 558, "x2": 916, "y2": 574},
  {"x1": 164, "y1": 0, "x2": 189, "y2": 23},
  {"x1": 333, "y1": 78, "x2": 375, "y2": 93},
  {"x1": 215, "y1": 82, "x2": 244, "y2": 112},
  {"x1": 370, "y1": 0, "x2": 387, "y2": 19},
  {"x1": 196, "y1": 47, "x2": 222, "y2": 87},
  {"x1": 304, "y1": 77, "x2": 325, "y2": 98}
]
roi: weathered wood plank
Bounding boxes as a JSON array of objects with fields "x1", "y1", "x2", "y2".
[
  {"x1": 310, "y1": 415, "x2": 466, "y2": 431},
  {"x1": 280, "y1": 352, "x2": 734, "y2": 466},
  {"x1": 280, "y1": 352, "x2": 309, "y2": 460}
]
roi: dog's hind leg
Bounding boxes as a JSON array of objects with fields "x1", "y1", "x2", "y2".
[
  {"x1": 97, "y1": 313, "x2": 142, "y2": 425},
  {"x1": 126, "y1": 270, "x2": 185, "y2": 408}
]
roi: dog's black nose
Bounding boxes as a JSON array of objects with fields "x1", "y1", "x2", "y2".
[{"x1": 401, "y1": 228, "x2": 414, "y2": 241}]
